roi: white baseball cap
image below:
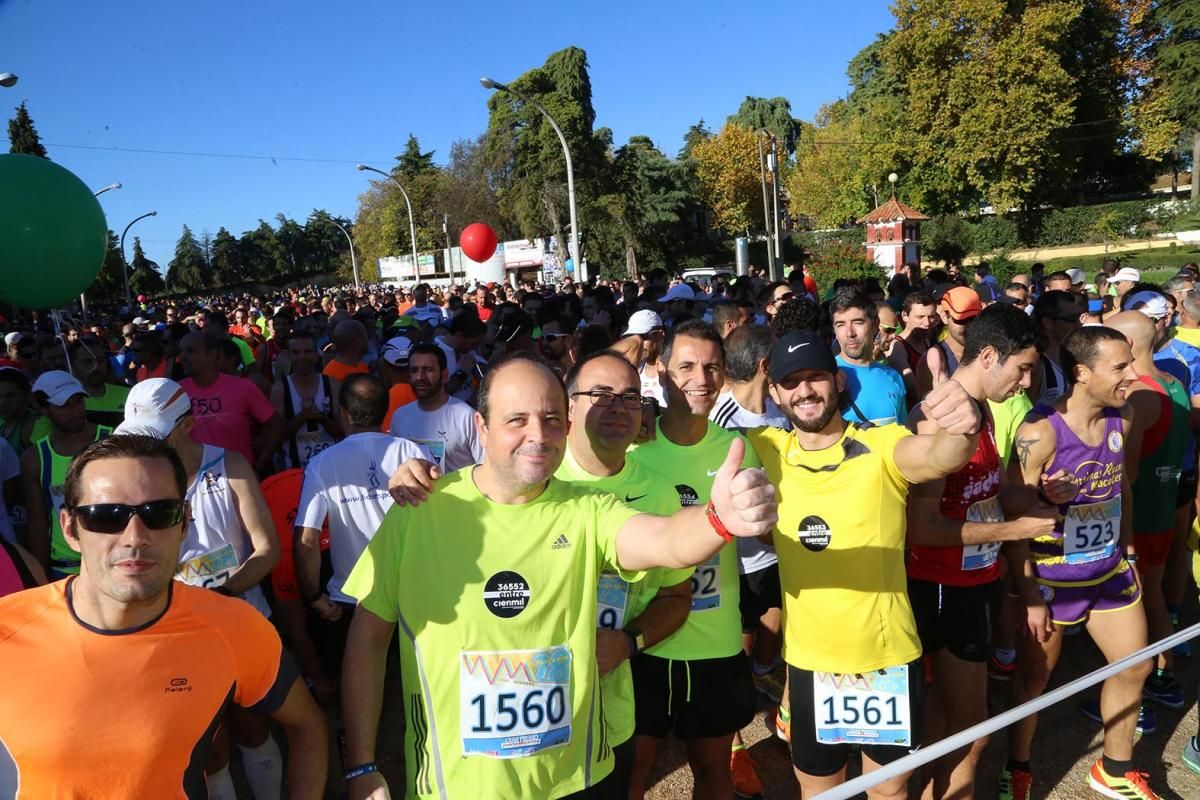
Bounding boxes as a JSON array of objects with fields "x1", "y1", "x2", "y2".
[
  {"x1": 115, "y1": 378, "x2": 193, "y2": 438},
  {"x1": 132, "y1": 317, "x2": 149, "y2": 326},
  {"x1": 380, "y1": 336, "x2": 413, "y2": 367},
  {"x1": 3, "y1": 332, "x2": 22, "y2": 347},
  {"x1": 623, "y1": 309, "x2": 664, "y2": 336},
  {"x1": 31, "y1": 370, "x2": 86, "y2": 407},
  {"x1": 1112, "y1": 267, "x2": 1141, "y2": 283},
  {"x1": 658, "y1": 284, "x2": 696, "y2": 303},
  {"x1": 1065, "y1": 268, "x2": 1086, "y2": 286},
  {"x1": 1126, "y1": 291, "x2": 1171, "y2": 321}
]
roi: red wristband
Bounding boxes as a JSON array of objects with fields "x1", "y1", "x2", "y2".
[{"x1": 706, "y1": 501, "x2": 734, "y2": 542}]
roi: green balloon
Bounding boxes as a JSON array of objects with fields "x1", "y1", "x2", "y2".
[{"x1": 0, "y1": 154, "x2": 108, "y2": 309}]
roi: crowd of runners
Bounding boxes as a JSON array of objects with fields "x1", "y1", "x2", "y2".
[{"x1": 0, "y1": 259, "x2": 1198, "y2": 800}]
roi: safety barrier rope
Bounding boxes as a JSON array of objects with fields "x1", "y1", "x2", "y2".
[{"x1": 812, "y1": 622, "x2": 1200, "y2": 800}]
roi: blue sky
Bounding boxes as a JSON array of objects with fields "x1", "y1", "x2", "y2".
[{"x1": 1, "y1": 0, "x2": 895, "y2": 269}]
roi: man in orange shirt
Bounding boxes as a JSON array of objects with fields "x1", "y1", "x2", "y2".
[
  {"x1": 0, "y1": 434, "x2": 327, "y2": 799},
  {"x1": 322, "y1": 320, "x2": 369, "y2": 382},
  {"x1": 378, "y1": 336, "x2": 416, "y2": 431}
]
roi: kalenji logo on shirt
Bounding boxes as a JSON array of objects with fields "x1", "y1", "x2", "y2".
[{"x1": 164, "y1": 677, "x2": 192, "y2": 694}]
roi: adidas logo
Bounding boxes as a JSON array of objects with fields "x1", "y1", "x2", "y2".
[{"x1": 551, "y1": 534, "x2": 571, "y2": 550}]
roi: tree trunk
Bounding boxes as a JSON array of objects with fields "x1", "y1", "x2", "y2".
[{"x1": 1192, "y1": 131, "x2": 1200, "y2": 201}]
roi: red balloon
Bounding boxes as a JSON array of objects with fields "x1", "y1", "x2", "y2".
[{"x1": 460, "y1": 222, "x2": 498, "y2": 263}]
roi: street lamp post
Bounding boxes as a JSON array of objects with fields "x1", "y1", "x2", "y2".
[
  {"x1": 356, "y1": 164, "x2": 418, "y2": 282},
  {"x1": 480, "y1": 76, "x2": 582, "y2": 283},
  {"x1": 120, "y1": 211, "x2": 157, "y2": 309},
  {"x1": 0, "y1": 73, "x2": 17, "y2": 88},
  {"x1": 756, "y1": 133, "x2": 775, "y2": 278},
  {"x1": 81, "y1": 183, "x2": 125, "y2": 319},
  {"x1": 331, "y1": 220, "x2": 360, "y2": 292}
]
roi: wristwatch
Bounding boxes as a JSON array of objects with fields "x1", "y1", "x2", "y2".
[{"x1": 625, "y1": 627, "x2": 645, "y2": 657}]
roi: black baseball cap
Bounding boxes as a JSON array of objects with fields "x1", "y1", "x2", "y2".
[{"x1": 769, "y1": 331, "x2": 838, "y2": 383}]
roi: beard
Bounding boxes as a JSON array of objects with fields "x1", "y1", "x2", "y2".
[{"x1": 786, "y1": 393, "x2": 843, "y2": 433}]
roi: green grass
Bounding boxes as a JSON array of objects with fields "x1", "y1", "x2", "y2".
[{"x1": 1020, "y1": 245, "x2": 1200, "y2": 284}]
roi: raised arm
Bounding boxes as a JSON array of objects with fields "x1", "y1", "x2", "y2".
[
  {"x1": 893, "y1": 379, "x2": 982, "y2": 484},
  {"x1": 615, "y1": 439, "x2": 776, "y2": 572}
]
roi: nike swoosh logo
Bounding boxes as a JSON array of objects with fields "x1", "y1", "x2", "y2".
[
  {"x1": 706, "y1": 470, "x2": 719, "y2": 476},
  {"x1": 788, "y1": 343, "x2": 810, "y2": 352},
  {"x1": 624, "y1": 494, "x2": 646, "y2": 502}
]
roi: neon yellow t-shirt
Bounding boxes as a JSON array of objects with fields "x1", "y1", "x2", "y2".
[
  {"x1": 554, "y1": 446, "x2": 692, "y2": 747},
  {"x1": 1175, "y1": 327, "x2": 1200, "y2": 350},
  {"x1": 344, "y1": 469, "x2": 641, "y2": 799},
  {"x1": 627, "y1": 420, "x2": 759, "y2": 661},
  {"x1": 747, "y1": 423, "x2": 921, "y2": 674},
  {"x1": 988, "y1": 390, "x2": 1033, "y2": 467},
  {"x1": 84, "y1": 384, "x2": 130, "y2": 429}
]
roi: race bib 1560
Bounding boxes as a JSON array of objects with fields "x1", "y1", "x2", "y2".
[{"x1": 460, "y1": 645, "x2": 572, "y2": 758}]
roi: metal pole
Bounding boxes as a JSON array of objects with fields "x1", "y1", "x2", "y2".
[
  {"x1": 813, "y1": 621, "x2": 1200, "y2": 800},
  {"x1": 332, "y1": 221, "x2": 359, "y2": 292},
  {"x1": 86, "y1": 183, "x2": 124, "y2": 320},
  {"x1": 357, "y1": 165, "x2": 418, "y2": 281},
  {"x1": 444, "y1": 214, "x2": 453, "y2": 286},
  {"x1": 757, "y1": 132, "x2": 775, "y2": 278},
  {"x1": 120, "y1": 211, "x2": 157, "y2": 310},
  {"x1": 481, "y1": 78, "x2": 581, "y2": 283},
  {"x1": 769, "y1": 136, "x2": 784, "y2": 280}
]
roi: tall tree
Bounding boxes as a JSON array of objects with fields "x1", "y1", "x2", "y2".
[
  {"x1": 483, "y1": 47, "x2": 608, "y2": 263},
  {"x1": 129, "y1": 237, "x2": 165, "y2": 295},
  {"x1": 436, "y1": 136, "x2": 512, "y2": 243},
  {"x1": 8, "y1": 101, "x2": 47, "y2": 158},
  {"x1": 395, "y1": 134, "x2": 438, "y2": 180},
  {"x1": 1155, "y1": 0, "x2": 1200, "y2": 197},
  {"x1": 846, "y1": 33, "x2": 905, "y2": 112},
  {"x1": 274, "y1": 214, "x2": 306, "y2": 275},
  {"x1": 886, "y1": 0, "x2": 1082, "y2": 213},
  {"x1": 88, "y1": 231, "x2": 125, "y2": 302},
  {"x1": 692, "y1": 123, "x2": 774, "y2": 235},
  {"x1": 303, "y1": 211, "x2": 353, "y2": 276},
  {"x1": 727, "y1": 97, "x2": 800, "y2": 154},
  {"x1": 166, "y1": 225, "x2": 207, "y2": 292},
  {"x1": 679, "y1": 119, "x2": 713, "y2": 161},
  {"x1": 209, "y1": 227, "x2": 241, "y2": 286},
  {"x1": 239, "y1": 221, "x2": 289, "y2": 283}
]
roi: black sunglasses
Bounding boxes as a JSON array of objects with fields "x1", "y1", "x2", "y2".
[
  {"x1": 69, "y1": 499, "x2": 186, "y2": 534},
  {"x1": 571, "y1": 390, "x2": 646, "y2": 409}
]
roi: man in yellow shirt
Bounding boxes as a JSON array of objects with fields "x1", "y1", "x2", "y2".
[{"x1": 746, "y1": 330, "x2": 982, "y2": 799}]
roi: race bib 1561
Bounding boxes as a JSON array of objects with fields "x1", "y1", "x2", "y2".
[{"x1": 813, "y1": 665, "x2": 912, "y2": 746}]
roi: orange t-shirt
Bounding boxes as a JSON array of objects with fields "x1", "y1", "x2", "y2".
[
  {"x1": 0, "y1": 579, "x2": 297, "y2": 798},
  {"x1": 322, "y1": 360, "x2": 368, "y2": 382},
  {"x1": 261, "y1": 469, "x2": 329, "y2": 602},
  {"x1": 382, "y1": 383, "x2": 417, "y2": 431}
]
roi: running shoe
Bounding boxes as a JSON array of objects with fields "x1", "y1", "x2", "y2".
[
  {"x1": 1086, "y1": 760, "x2": 1161, "y2": 799},
  {"x1": 988, "y1": 654, "x2": 1017, "y2": 681},
  {"x1": 775, "y1": 704, "x2": 791, "y2": 743},
  {"x1": 751, "y1": 665, "x2": 785, "y2": 704},
  {"x1": 1183, "y1": 737, "x2": 1200, "y2": 776},
  {"x1": 998, "y1": 765, "x2": 1032, "y2": 800},
  {"x1": 730, "y1": 745, "x2": 764, "y2": 799},
  {"x1": 1143, "y1": 672, "x2": 1186, "y2": 709},
  {"x1": 1078, "y1": 698, "x2": 1158, "y2": 735}
]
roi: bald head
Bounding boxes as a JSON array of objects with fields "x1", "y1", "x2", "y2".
[{"x1": 1104, "y1": 312, "x2": 1156, "y2": 359}]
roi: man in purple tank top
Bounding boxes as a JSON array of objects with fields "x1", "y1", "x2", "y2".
[{"x1": 998, "y1": 326, "x2": 1159, "y2": 800}]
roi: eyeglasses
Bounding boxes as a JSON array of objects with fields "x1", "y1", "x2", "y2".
[
  {"x1": 571, "y1": 390, "x2": 646, "y2": 409},
  {"x1": 69, "y1": 499, "x2": 186, "y2": 534},
  {"x1": 881, "y1": 324, "x2": 902, "y2": 334},
  {"x1": 541, "y1": 333, "x2": 570, "y2": 342}
]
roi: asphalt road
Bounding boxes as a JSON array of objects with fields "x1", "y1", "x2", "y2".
[
  {"x1": 643, "y1": 624, "x2": 1200, "y2": 800},
  {"x1": 275, "y1": 606, "x2": 1200, "y2": 799}
]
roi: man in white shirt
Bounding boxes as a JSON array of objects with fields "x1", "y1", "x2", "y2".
[
  {"x1": 402, "y1": 284, "x2": 448, "y2": 328},
  {"x1": 295, "y1": 374, "x2": 430, "y2": 665},
  {"x1": 388, "y1": 344, "x2": 482, "y2": 472},
  {"x1": 710, "y1": 324, "x2": 789, "y2": 430}
]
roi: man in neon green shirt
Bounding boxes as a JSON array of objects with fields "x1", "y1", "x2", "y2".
[
  {"x1": 625, "y1": 320, "x2": 761, "y2": 800},
  {"x1": 341, "y1": 352, "x2": 777, "y2": 800}
]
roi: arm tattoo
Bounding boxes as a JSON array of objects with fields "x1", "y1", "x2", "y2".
[{"x1": 1015, "y1": 436, "x2": 1038, "y2": 469}]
